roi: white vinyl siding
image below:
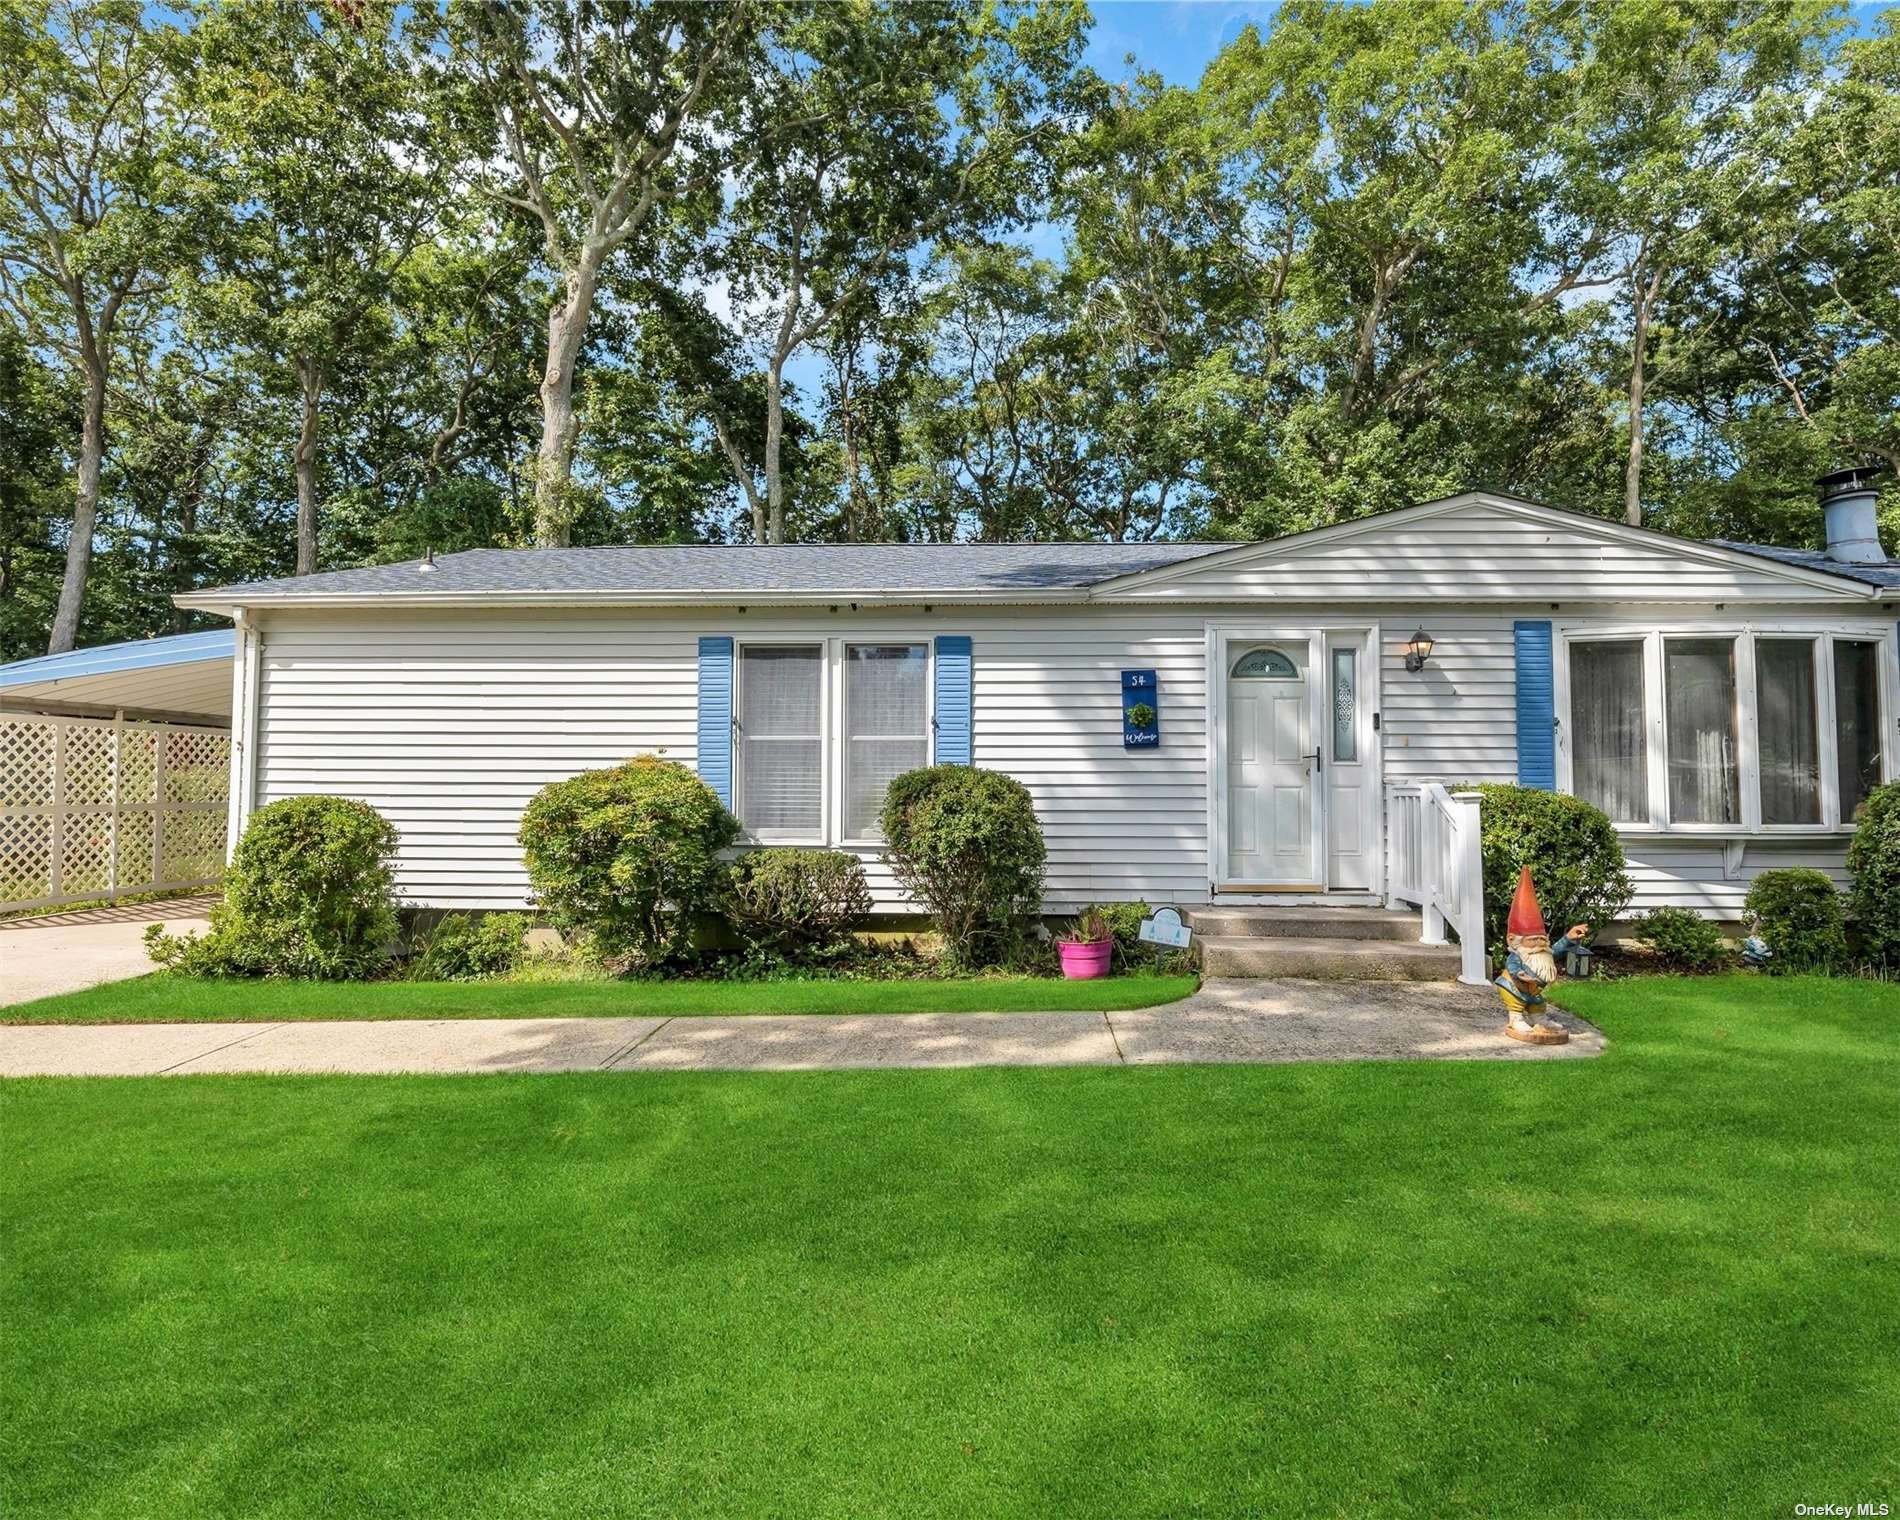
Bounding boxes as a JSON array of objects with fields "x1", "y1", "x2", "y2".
[
  {"x1": 240, "y1": 596, "x2": 1894, "y2": 919},
  {"x1": 1107, "y1": 498, "x2": 1872, "y2": 605},
  {"x1": 250, "y1": 608, "x2": 1212, "y2": 912}
]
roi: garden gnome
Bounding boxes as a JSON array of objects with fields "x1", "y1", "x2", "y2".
[{"x1": 1495, "y1": 867, "x2": 1587, "y2": 1045}]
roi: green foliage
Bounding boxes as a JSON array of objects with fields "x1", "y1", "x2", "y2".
[
  {"x1": 518, "y1": 756, "x2": 739, "y2": 968},
  {"x1": 1126, "y1": 702, "x2": 1156, "y2": 728},
  {"x1": 724, "y1": 848, "x2": 873, "y2": 956},
  {"x1": 1061, "y1": 907, "x2": 1111, "y2": 945},
  {"x1": 144, "y1": 796, "x2": 399, "y2": 979},
  {"x1": 1466, "y1": 785, "x2": 1634, "y2": 947},
  {"x1": 1847, "y1": 781, "x2": 1900, "y2": 971},
  {"x1": 880, "y1": 765, "x2": 1046, "y2": 967},
  {"x1": 1632, "y1": 906, "x2": 1731, "y2": 974},
  {"x1": 6, "y1": 1, "x2": 1894, "y2": 647},
  {"x1": 1743, "y1": 869, "x2": 1849, "y2": 975},
  {"x1": 406, "y1": 912, "x2": 529, "y2": 982}
]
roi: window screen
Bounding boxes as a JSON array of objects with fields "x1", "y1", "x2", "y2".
[
  {"x1": 1664, "y1": 637, "x2": 1740, "y2": 824},
  {"x1": 845, "y1": 644, "x2": 928, "y2": 837},
  {"x1": 1834, "y1": 639, "x2": 1882, "y2": 822},
  {"x1": 1570, "y1": 640, "x2": 1649, "y2": 823},
  {"x1": 1757, "y1": 639, "x2": 1821, "y2": 825},
  {"x1": 740, "y1": 645, "x2": 823, "y2": 835}
]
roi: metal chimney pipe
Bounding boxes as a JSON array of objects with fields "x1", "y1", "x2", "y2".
[{"x1": 1817, "y1": 466, "x2": 1888, "y2": 564}]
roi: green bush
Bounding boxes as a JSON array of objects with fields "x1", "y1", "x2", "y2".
[
  {"x1": 881, "y1": 765, "x2": 1046, "y2": 967},
  {"x1": 1632, "y1": 906, "x2": 1731, "y2": 973},
  {"x1": 725, "y1": 848, "x2": 873, "y2": 954},
  {"x1": 1847, "y1": 780, "x2": 1900, "y2": 970},
  {"x1": 144, "y1": 796, "x2": 399, "y2": 979},
  {"x1": 1743, "y1": 868, "x2": 1848, "y2": 974},
  {"x1": 519, "y1": 755, "x2": 739, "y2": 968},
  {"x1": 1464, "y1": 785, "x2": 1634, "y2": 947},
  {"x1": 406, "y1": 912, "x2": 529, "y2": 981}
]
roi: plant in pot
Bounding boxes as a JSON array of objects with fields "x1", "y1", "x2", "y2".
[{"x1": 1056, "y1": 908, "x2": 1114, "y2": 980}]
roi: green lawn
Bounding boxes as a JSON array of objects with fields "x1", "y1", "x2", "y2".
[
  {"x1": 3, "y1": 975, "x2": 1896, "y2": 1518},
  {"x1": 2, "y1": 970, "x2": 1200, "y2": 1023}
]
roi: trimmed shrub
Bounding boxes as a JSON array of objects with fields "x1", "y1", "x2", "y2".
[
  {"x1": 1743, "y1": 868, "x2": 1847, "y2": 974},
  {"x1": 881, "y1": 765, "x2": 1046, "y2": 966},
  {"x1": 145, "y1": 796, "x2": 399, "y2": 979},
  {"x1": 519, "y1": 756, "x2": 739, "y2": 968},
  {"x1": 1632, "y1": 906, "x2": 1731, "y2": 973},
  {"x1": 726, "y1": 848, "x2": 873, "y2": 954},
  {"x1": 407, "y1": 912, "x2": 529, "y2": 981},
  {"x1": 1847, "y1": 780, "x2": 1900, "y2": 970},
  {"x1": 1465, "y1": 785, "x2": 1634, "y2": 948}
]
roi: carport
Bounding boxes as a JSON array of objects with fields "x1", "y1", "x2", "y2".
[{"x1": 1, "y1": 632, "x2": 235, "y2": 912}]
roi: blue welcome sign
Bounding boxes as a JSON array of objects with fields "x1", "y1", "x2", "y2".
[{"x1": 1122, "y1": 669, "x2": 1159, "y2": 747}]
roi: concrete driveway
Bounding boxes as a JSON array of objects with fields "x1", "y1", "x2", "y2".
[
  {"x1": 0, "y1": 895, "x2": 217, "y2": 1007},
  {"x1": 0, "y1": 977, "x2": 1603, "y2": 1075}
]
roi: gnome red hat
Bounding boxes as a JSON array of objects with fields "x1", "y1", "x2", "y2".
[{"x1": 1506, "y1": 866, "x2": 1546, "y2": 941}]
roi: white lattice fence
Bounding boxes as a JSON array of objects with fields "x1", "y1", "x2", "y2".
[{"x1": 0, "y1": 713, "x2": 230, "y2": 911}]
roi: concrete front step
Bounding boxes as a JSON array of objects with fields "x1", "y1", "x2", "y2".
[
  {"x1": 1188, "y1": 905, "x2": 1422, "y2": 942},
  {"x1": 1199, "y1": 934, "x2": 1463, "y2": 980}
]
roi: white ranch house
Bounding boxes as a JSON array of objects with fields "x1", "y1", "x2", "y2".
[{"x1": 6, "y1": 484, "x2": 1895, "y2": 965}]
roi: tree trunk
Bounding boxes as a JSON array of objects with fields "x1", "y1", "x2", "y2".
[
  {"x1": 294, "y1": 358, "x2": 322, "y2": 575},
  {"x1": 47, "y1": 357, "x2": 107, "y2": 655},
  {"x1": 763, "y1": 357, "x2": 785, "y2": 545},
  {"x1": 534, "y1": 251, "x2": 603, "y2": 548},
  {"x1": 1624, "y1": 263, "x2": 1662, "y2": 529},
  {"x1": 841, "y1": 391, "x2": 865, "y2": 542}
]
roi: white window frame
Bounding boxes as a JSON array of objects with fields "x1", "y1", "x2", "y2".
[
  {"x1": 732, "y1": 634, "x2": 935, "y2": 847},
  {"x1": 1555, "y1": 619, "x2": 1898, "y2": 837},
  {"x1": 734, "y1": 637, "x2": 832, "y2": 845},
  {"x1": 836, "y1": 639, "x2": 934, "y2": 848}
]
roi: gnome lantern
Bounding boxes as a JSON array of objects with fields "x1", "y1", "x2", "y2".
[{"x1": 1495, "y1": 867, "x2": 1589, "y2": 1046}]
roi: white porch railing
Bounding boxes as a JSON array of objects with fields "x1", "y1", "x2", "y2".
[
  {"x1": 0, "y1": 712, "x2": 230, "y2": 912},
  {"x1": 1386, "y1": 782, "x2": 1488, "y2": 985}
]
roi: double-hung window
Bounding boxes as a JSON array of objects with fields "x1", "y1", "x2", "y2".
[
  {"x1": 1562, "y1": 626, "x2": 1891, "y2": 831},
  {"x1": 739, "y1": 644, "x2": 825, "y2": 840},
  {"x1": 734, "y1": 638, "x2": 932, "y2": 844}
]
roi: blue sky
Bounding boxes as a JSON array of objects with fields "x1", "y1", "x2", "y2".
[
  {"x1": 1082, "y1": 0, "x2": 1278, "y2": 85},
  {"x1": 1081, "y1": 0, "x2": 1895, "y2": 90}
]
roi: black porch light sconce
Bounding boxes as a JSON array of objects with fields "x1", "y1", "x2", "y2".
[{"x1": 1404, "y1": 626, "x2": 1435, "y2": 673}]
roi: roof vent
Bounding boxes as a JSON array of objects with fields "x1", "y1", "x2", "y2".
[
  {"x1": 418, "y1": 547, "x2": 437, "y2": 574},
  {"x1": 1817, "y1": 467, "x2": 1887, "y2": 564}
]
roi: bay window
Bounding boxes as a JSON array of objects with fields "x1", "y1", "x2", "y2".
[
  {"x1": 734, "y1": 638, "x2": 932, "y2": 844},
  {"x1": 1563, "y1": 627, "x2": 1891, "y2": 832}
]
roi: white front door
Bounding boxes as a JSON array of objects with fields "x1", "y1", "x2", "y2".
[{"x1": 1225, "y1": 640, "x2": 1323, "y2": 886}]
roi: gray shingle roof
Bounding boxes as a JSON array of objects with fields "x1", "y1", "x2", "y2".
[
  {"x1": 1711, "y1": 540, "x2": 1900, "y2": 591},
  {"x1": 186, "y1": 541, "x2": 1233, "y2": 601}
]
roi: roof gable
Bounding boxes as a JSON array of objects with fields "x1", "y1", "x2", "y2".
[{"x1": 1091, "y1": 493, "x2": 1877, "y2": 603}]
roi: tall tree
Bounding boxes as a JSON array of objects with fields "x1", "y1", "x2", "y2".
[
  {"x1": 180, "y1": 0, "x2": 441, "y2": 575},
  {"x1": 1561, "y1": 0, "x2": 1836, "y2": 525},
  {"x1": 0, "y1": 0, "x2": 173, "y2": 651},
  {"x1": 679, "y1": 0, "x2": 1087, "y2": 544},
  {"x1": 436, "y1": 0, "x2": 750, "y2": 547}
]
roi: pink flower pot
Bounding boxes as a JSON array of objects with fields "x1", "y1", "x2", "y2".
[{"x1": 1057, "y1": 939, "x2": 1113, "y2": 980}]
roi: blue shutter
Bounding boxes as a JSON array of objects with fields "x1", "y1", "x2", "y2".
[
  {"x1": 697, "y1": 636, "x2": 734, "y2": 806},
  {"x1": 1514, "y1": 620, "x2": 1556, "y2": 790},
  {"x1": 933, "y1": 635, "x2": 972, "y2": 765}
]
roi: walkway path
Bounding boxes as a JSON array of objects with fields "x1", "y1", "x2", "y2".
[
  {"x1": 0, "y1": 895, "x2": 217, "y2": 1007},
  {"x1": 0, "y1": 979, "x2": 1602, "y2": 1075}
]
